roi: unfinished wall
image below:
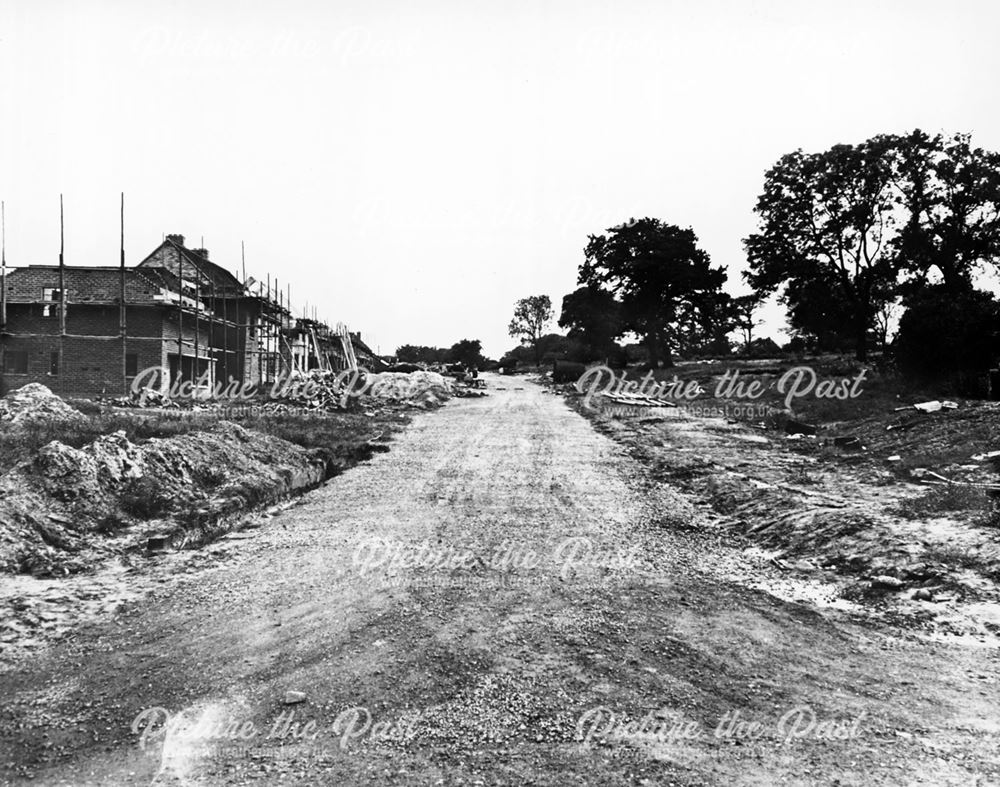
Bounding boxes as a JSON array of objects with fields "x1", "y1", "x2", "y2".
[{"x1": 0, "y1": 303, "x2": 209, "y2": 397}]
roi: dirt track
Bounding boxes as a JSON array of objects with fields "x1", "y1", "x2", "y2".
[{"x1": 1, "y1": 375, "x2": 998, "y2": 785}]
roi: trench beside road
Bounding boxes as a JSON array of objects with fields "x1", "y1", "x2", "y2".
[{"x1": 1, "y1": 375, "x2": 998, "y2": 785}]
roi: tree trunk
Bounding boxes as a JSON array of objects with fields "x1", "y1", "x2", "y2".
[
  {"x1": 854, "y1": 297, "x2": 869, "y2": 363},
  {"x1": 645, "y1": 333, "x2": 660, "y2": 368},
  {"x1": 646, "y1": 331, "x2": 674, "y2": 368}
]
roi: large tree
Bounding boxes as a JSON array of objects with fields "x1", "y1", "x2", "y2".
[
  {"x1": 579, "y1": 218, "x2": 727, "y2": 367},
  {"x1": 744, "y1": 137, "x2": 903, "y2": 361},
  {"x1": 893, "y1": 129, "x2": 1000, "y2": 294},
  {"x1": 558, "y1": 285, "x2": 624, "y2": 361},
  {"x1": 508, "y1": 295, "x2": 553, "y2": 365}
]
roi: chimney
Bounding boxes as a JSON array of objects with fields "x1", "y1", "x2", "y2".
[
  {"x1": 192, "y1": 248, "x2": 209, "y2": 260},
  {"x1": 165, "y1": 234, "x2": 185, "y2": 246}
]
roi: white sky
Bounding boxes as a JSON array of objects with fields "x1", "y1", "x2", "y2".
[{"x1": 2, "y1": 0, "x2": 998, "y2": 358}]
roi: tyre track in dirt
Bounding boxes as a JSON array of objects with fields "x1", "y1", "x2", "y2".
[{"x1": 0, "y1": 375, "x2": 997, "y2": 785}]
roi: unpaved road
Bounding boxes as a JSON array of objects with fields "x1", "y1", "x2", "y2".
[{"x1": 1, "y1": 376, "x2": 998, "y2": 785}]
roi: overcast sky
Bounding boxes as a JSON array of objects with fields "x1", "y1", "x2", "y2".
[{"x1": 3, "y1": 0, "x2": 998, "y2": 358}]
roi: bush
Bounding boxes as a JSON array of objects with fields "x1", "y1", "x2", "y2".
[
  {"x1": 740, "y1": 337, "x2": 783, "y2": 358},
  {"x1": 894, "y1": 287, "x2": 1000, "y2": 391},
  {"x1": 552, "y1": 360, "x2": 586, "y2": 384}
]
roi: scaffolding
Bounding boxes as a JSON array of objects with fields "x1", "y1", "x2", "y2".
[{"x1": 0, "y1": 201, "x2": 362, "y2": 397}]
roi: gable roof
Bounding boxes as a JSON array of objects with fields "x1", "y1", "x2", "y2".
[{"x1": 137, "y1": 238, "x2": 243, "y2": 293}]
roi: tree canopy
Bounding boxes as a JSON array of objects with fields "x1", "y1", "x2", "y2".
[
  {"x1": 744, "y1": 137, "x2": 902, "y2": 361},
  {"x1": 745, "y1": 129, "x2": 1000, "y2": 361},
  {"x1": 579, "y1": 218, "x2": 728, "y2": 367},
  {"x1": 446, "y1": 339, "x2": 486, "y2": 369},
  {"x1": 894, "y1": 130, "x2": 1000, "y2": 294},
  {"x1": 558, "y1": 285, "x2": 624, "y2": 361},
  {"x1": 395, "y1": 340, "x2": 487, "y2": 368}
]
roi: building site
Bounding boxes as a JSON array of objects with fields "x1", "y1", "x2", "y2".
[{"x1": 0, "y1": 225, "x2": 379, "y2": 398}]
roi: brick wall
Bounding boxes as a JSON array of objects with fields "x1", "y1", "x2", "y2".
[
  {"x1": 0, "y1": 303, "x2": 209, "y2": 397},
  {"x1": 5, "y1": 266, "x2": 163, "y2": 304}
]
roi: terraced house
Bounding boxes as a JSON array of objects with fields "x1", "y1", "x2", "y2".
[{"x1": 0, "y1": 234, "x2": 363, "y2": 398}]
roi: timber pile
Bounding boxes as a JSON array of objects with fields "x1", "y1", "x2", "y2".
[{"x1": 601, "y1": 393, "x2": 677, "y2": 408}]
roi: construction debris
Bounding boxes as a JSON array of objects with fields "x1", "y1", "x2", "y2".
[
  {"x1": 453, "y1": 388, "x2": 489, "y2": 399},
  {"x1": 105, "y1": 387, "x2": 176, "y2": 409},
  {"x1": 897, "y1": 400, "x2": 960, "y2": 414},
  {"x1": 103, "y1": 369, "x2": 458, "y2": 412},
  {"x1": 0, "y1": 384, "x2": 85, "y2": 425}
]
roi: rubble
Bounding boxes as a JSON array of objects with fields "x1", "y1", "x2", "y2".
[
  {"x1": 0, "y1": 384, "x2": 85, "y2": 425},
  {"x1": 105, "y1": 388, "x2": 176, "y2": 409},
  {"x1": 106, "y1": 369, "x2": 457, "y2": 412},
  {"x1": 271, "y1": 370, "x2": 353, "y2": 411},
  {"x1": 870, "y1": 575, "x2": 906, "y2": 590}
]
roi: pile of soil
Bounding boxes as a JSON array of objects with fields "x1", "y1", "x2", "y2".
[
  {"x1": 366, "y1": 371, "x2": 453, "y2": 408},
  {"x1": 0, "y1": 421, "x2": 327, "y2": 577},
  {"x1": 0, "y1": 384, "x2": 84, "y2": 425}
]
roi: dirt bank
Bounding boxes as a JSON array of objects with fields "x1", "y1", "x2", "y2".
[
  {"x1": 0, "y1": 378, "x2": 433, "y2": 580},
  {"x1": 0, "y1": 421, "x2": 330, "y2": 577}
]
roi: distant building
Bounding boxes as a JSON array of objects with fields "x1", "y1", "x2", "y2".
[{"x1": 350, "y1": 331, "x2": 380, "y2": 369}]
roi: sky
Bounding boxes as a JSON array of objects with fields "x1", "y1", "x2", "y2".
[{"x1": 2, "y1": 0, "x2": 999, "y2": 358}]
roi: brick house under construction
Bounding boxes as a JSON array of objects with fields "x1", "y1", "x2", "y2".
[
  {"x1": 0, "y1": 234, "x2": 367, "y2": 398},
  {"x1": 136, "y1": 234, "x2": 281, "y2": 388}
]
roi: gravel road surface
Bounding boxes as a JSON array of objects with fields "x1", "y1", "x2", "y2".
[{"x1": 1, "y1": 376, "x2": 997, "y2": 785}]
